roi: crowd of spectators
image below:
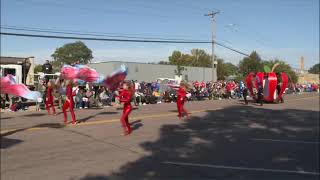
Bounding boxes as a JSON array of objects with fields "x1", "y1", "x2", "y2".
[{"x1": 1, "y1": 77, "x2": 319, "y2": 112}]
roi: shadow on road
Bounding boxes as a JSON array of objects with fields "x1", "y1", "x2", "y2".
[
  {"x1": 131, "y1": 119, "x2": 143, "y2": 131},
  {"x1": 77, "y1": 111, "x2": 118, "y2": 123},
  {"x1": 23, "y1": 113, "x2": 47, "y2": 117},
  {"x1": 1, "y1": 137, "x2": 23, "y2": 149},
  {"x1": 0, "y1": 116, "x2": 12, "y2": 120},
  {"x1": 1, "y1": 123, "x2": 65, "y2": 137},
  {"x1": 169, "y1": 110, "x2": 178, "y2": 113},
  {"x1": 78, "y1": 105, "x2": 319, "y2": 180},
  {"x1": 1, "y1": 123, "x2": 65, "y2": 149}
]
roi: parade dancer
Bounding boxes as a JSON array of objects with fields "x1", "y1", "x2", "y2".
[
  {"x1": 119, "y1": 82, "x2": 133, "y2": 135},
  {"x1": 177, "y1": 81, "x2": 189, "y2": 120},
  {"x1": 45, "y1": 80, "x2": 56, "y2": 115},
  {"x1": 62, "y1": 80, "x2": 77, "y2": 124}
]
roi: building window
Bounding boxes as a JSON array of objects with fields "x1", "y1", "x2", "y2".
[
  {"x1": 135, "y1": 66, "x2": 138, "y2": 72},
  {"x1": 184, "y1": 75, "x2": 188, "y2": 81}
]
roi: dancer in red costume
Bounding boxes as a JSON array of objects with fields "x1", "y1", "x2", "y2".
[
  {"x1": 62, "y1": 80, "x2": 77, "y2": 124},
  {"x1": 177, "y1": 81, "x2": 189, "y2": 120},
  {"x1": 45, "y1": 80, "x2": 56, "y2": 115},
  {"x1": 119, "y1": 82, "x2": 133, "y2": 135}
]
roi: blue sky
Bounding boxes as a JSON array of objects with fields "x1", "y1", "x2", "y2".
[{"x1": 1, "y1": 0, "x2": 319, "y2": 69}]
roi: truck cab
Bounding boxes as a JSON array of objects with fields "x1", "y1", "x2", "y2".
[
  {"x1": 1, "y1": 64, "x2": 22, "y2": 84},
  {"x1": 0, "y1": 56, "x2": 35, "y2": 85}
]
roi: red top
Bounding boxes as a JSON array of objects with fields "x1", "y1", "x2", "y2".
[
  {"x1": 226, "y1": 82, "x2": 235, "y2": 92},
  {"x1": 119, "y1": 89, "x2": 132, "y2": 106},
  {"x1": 66, "y1": 85, "x2": 74, "y2": 98},
  {"x1": 312, "y1": 84, "x2": 319, "y2": 90},
  {"x1": 201, "y1": 81, "x2": 206, "y2": 88},
  {"x1": 177, "y1": 87, "x2": 186, "y2": 102},
  {"x1": 193, "y1": 81, "x2": 199, "y2": 87}
]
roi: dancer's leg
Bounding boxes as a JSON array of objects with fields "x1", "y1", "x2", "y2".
[
  {"x1": 177, "y1": 101, "x2": 182, "y2": 119},
  {"x1": 50, "y1": 100, "x2": 56, "y2": 114},
  {"x1": 69, "y1": 101, "x2": 76, "y2": 124},
  {"x1": 180, "y1": 101, "x2": 189, "y2": 118},
  {"x1": 120, "y1": 107, "x2": 132, "y2": 135},
  {"x1": 124, "y1": 107, "x2": 132, "y2": 133},
  {"x1": 62, "y1": 101, "x2": 69, "y2": 124},
  {"x1": 45, "y1": 99, "x2": 51, "y2": 114}
]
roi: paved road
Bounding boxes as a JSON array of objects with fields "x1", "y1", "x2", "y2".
[{"x1": 1, "y1": 93, "x2": 319, "y2": 180}]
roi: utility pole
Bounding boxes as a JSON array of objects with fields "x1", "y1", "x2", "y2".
[{"x1": 205, "y1": 11, "x2": 219, "y2": 82}]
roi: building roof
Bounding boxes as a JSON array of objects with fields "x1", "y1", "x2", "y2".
[
  {"x1": 0, "y1": 56, "x2": 33, "y2": 65},
  {"x1": 91, "y1": 60, "x2": 162, "y2": 65},
  {"x1": 90, "y1": 60, "x2": 212, "y2": 69}
]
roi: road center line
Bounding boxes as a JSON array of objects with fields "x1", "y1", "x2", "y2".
[
  {"x1": 1, "y1": 95, "x2": 317, "y2": 135},
  {"x1": 163, "y1": 161, "x2": 320, "y2": 175},
  {"x1": 0, "y1": 108, "x2": 221, "y2": 135}
]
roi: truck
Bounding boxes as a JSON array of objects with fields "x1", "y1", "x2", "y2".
[{"x1": 0, "y1": 56, "x2": 35, "y2": 85}]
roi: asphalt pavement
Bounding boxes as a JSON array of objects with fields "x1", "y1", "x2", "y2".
[{"x1": 1, "y1": 93, "x2": 319, "y2": 180}]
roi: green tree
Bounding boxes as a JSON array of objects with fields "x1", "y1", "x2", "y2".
[
  {"x1": 167, "y1": 49, "x2": 238, "y2": 80},
  {"x1": 168, "y1": 51, "x2": 183, "y2": 65},
  {"x1": 224, "y1": 62, "x2": 238, "y2": 76},
  {"x1": 238, "y1": 51, "x2": 263, "y2": 77},
  {"x1": 217, "y1": 59, "x2": 227, "y2": 80},
  {"x1": 308, "y1": 63, "x2": 320, "y2": 74},
  {"x1": 158, "y1": 61, "x2": 169, "y2": 65},
  {"x1": 287, "y1": 71, "x2": 298, "y2": 83},
  {"x1": 34, "y1": 64, "x2": 43, "y2": 74},
  {"x1": 168, "y1": 49, "x2": 212, "y2": 67},
  {"x1": 217, "y1": 59, "x2": 238, "y2": 80},
  {"x1": 264, "y1": 59, "x2": 298, "y2": 83},
  {"x1": 51, "y1": 41, "x2": 93, "y2": 65},
  {"x1": 190, "y1": 49, "x2": 211, "y2": 67},
  {"x1": 170, "y1": 51, "x2": 187, "y2": 76}
]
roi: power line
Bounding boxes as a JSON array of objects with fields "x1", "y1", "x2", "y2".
[
  {"x1": 0, "y1": 26, "x2": 209, "y2": 41},
  {"x1": 214, "y1": 42, "x2": 250, "y2": 57},
  {"x1": 0, "y1": 32, "x2": 251, "y2": 57},
  {"x1": 0, "y1": 32, "x2": 211, "y2": 43},
  {"x1": 1, "y1": 25, "x2": 200, "y2": 40}
]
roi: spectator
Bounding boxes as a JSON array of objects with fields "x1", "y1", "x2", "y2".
[
  {"x1": 153, "y1": 89, "x2": 161, "y2": 103},
  {"x1": 0, "y1": 94, "x2": 6, "y2": 109},
  {"x1": 242, "y1": 86, "x2": 248, "y2": 105},
  {"x1": 42, "y1": 60, "x2": 53, "y2": 83},
  {"x1": 74, "y1": 60, "x2": 81, "y2": 66},
  {"x1": 22, "y1": 59, "x2": 31, "y2": 84},
  {"x1": 80, "y1": 90, "x2": 89, "y2": 109},
  {"x1": 75, "y1": 88, "x2": 84, "y2": 109},
  {"x1": 99, "y1": 87, "x2": 112, "y2": 107},
  {"x1": 9, "y1": 97, "x2": 25, "y2": 112}
]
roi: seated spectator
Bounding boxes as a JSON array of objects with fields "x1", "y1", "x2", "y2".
[
  {"x1": 9, "y1": 97, "x2": 25, "y2": 112},
  {"x1": 153, "y1": 89, "x2": 161, "y2": 103},
  {"x1": 99, "y1": 88, "x2": 112, "y2": 107},
  {"x1": 81, "y1": 89, "x2": 93, "y2": 109}
]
